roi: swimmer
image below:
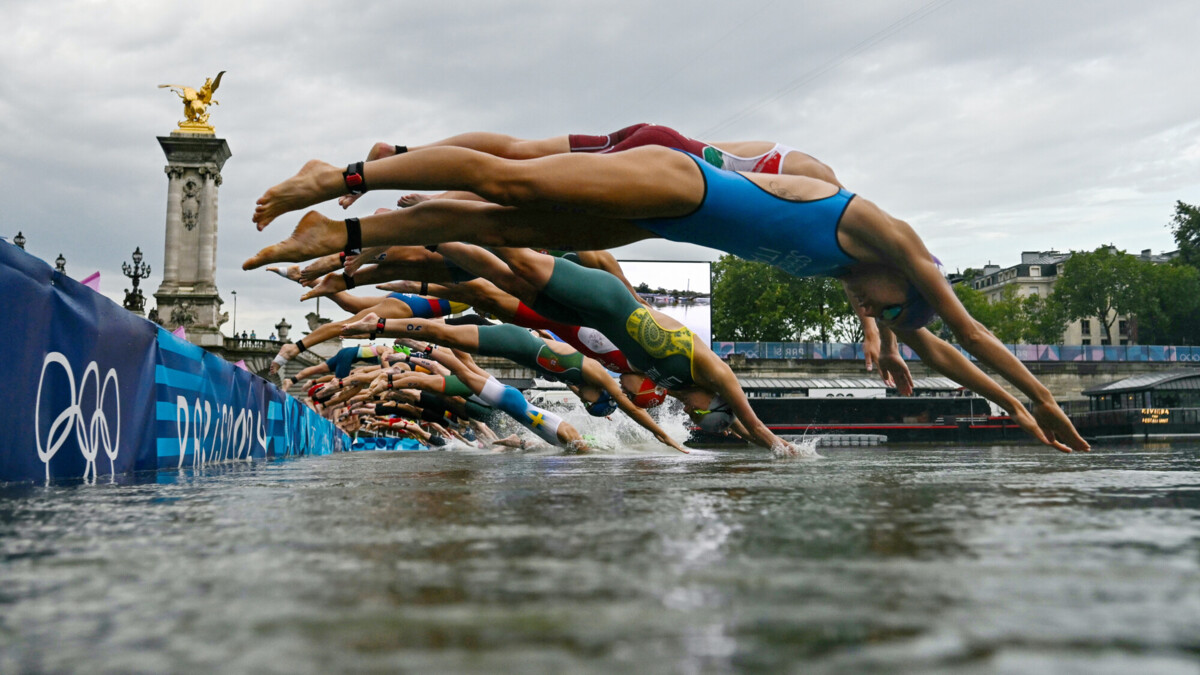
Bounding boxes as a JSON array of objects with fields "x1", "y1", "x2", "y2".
[
  {"x1": 289, "y1": 343, "x2": 392, "y2": 384},
  {"x1": 380, "y1": 346, "x2": 589, "y2": 451},
  {"x1": 336, "y1": 124, "x2": 842, "y2": 211},
  {"x1": 269, "y1": 290, "x2": 469, "y2": 375},
  {"x1": 331, "y1": 125, "x2": 891, "y2": 370},
  {"x1": 379, "y1": 271, "x2": 636, "y2": 375},
  {"x1": 341, "y1": 315, "x2": 687, "y2": 453},
  {"x1": 246, "y1": 138, "x2": 1086, "y2": 453}
]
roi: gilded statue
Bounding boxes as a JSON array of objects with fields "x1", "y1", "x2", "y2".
[{"x1": 159, "y1": 71, "x2": 226, "y2": 133}]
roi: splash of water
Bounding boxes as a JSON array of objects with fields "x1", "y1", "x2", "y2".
[{"x1": 773, "y1": 436, "x2": 823, "y2": 460}]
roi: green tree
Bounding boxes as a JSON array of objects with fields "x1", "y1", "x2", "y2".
[
  {"x1": 1168, "y1": 200, "x2": 1200, "y2": 269},
  {"x1": 711, "y1": 256, "x2": 802, "y2": 340},
  {"x1": 1021, "y1": 292, "x2": 1069, "y2": 345},
  {"x1": 710, "y1": 256, "x2": 856, "y2": 341},
  {"x1": 1129, "y1": 262, "x2": 1200, "y2": 344},
  {"x1": 1052, "y1": 246, "x2": 1144, "y2": 343}
]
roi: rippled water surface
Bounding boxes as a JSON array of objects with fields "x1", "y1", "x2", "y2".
[{"x1": 2, "y1": 444, "x2": 1199, "y2": 674}]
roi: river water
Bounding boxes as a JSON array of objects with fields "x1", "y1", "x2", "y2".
[{"x1": 2, "y1": 443, "x2": 1198, "y2": 674}]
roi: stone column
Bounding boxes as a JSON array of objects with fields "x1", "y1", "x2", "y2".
[{"x1": 153, "y1": 132, "x2": 232, "y2": 348}]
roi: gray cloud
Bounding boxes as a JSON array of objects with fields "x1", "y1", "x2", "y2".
[{"x1": 3, "y1": 0, "x2": 1198, "y2": 334}]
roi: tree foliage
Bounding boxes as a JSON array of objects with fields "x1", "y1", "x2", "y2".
[
  {"x1": 711, "y1": 256, "x2": 855, "y2": 341},
  {"x1": 1169, "y1": 200, "x2": 1200, "y2": 269},
  {"x1": 1130, "y1": 262, "x2": 1200, "y2": 344},
  {"x1": 1051, "y1": 246, "x2": 1144, "y2": 343}
]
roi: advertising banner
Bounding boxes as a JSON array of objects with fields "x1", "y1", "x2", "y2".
[{"x1": 0, "y1": 242, "x2": 347, "y2": 483}]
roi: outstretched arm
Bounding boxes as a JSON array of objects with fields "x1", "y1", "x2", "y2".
[
  {"x1": 586, "y1": 363, "x2": 687, "y2": 453},
  {"x1": 693, "y1": 350, "x2": 786, "y2": 451},
  {"x1": 847, "y1": 206, "x2": 1087, "y2": 452},
  {"x1": 895, "y1": 327, "x2": 1080, "y2": 453}
]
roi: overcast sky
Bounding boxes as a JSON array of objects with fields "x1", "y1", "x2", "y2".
[{"x1": 3, "y1": 0, "x2": 1198, "y2": 338}]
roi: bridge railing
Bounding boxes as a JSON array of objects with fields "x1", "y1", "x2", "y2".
[
  {"x1": 224, "y1": 337, "x2": 283, "y2": 353},
  {"x1": 713, "y1": 342, "x2": 1200, "y2": 363}
]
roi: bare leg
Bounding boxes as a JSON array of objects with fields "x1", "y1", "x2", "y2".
[
  {"x1": 244, "y1": 199, "x2": 655, "y2": 270},
  {"x1": 325, "y1": 290, "x2": 389, "y2": 315},
  {"x1": 398, "y1": 190, "x2": 484, "y2": 207},
  {"x1": 341, "y1": 314, "x2": 481, "y2": 352},
  {"x1": 252, "y1": 145, "x2": 700, "y2": 229}
]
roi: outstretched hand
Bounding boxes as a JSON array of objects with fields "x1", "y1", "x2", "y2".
[
  {"x1": 877, "y1": 352, "x2": 913, "y2": 396},
  {"x1": 1032, "y1": 401, "x2": 1091, "y2": 453},
  {"x1": 1008, "y1": 404, "x2": 1088, "y2": 453}
]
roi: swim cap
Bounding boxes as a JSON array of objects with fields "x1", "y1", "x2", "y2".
[
  {"x1": 584, "y1": 390, "x2": 619, "y2": 417},
  {"x1": 695, "y1": 394, "x2": 734, "y2": 433},
  {"x1": 630, "y1": 377, "x2": 667, "y2": 409},
  {"x1": 895, "y1": 284, "x2": 937, "y2": 330}
]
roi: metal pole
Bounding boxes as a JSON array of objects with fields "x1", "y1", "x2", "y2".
[{"x1": 232, "y1": 290, "x2": 237, "y2": 336}]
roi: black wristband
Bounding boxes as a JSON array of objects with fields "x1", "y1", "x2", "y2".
[
  {"x1": 294, "y1": 338, "x2": 307, "y2": 353},
  {"x1": 343, "y1": 217, "x2": 362, "y2": 257},
  {"x1": 344, "y1": 273, "x2": 356, "y2": 290},
  {"x1": 343, "y1": 161, "x2": 366, "y2": 194},
  {"x1": 420, "y1": 281, "x2": 428, "y2": 296},
  {"x1": 394, "y1": 145, "x2": 408, "y2": 155}
]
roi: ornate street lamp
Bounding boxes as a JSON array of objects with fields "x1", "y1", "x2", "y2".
[
  {"x1": 55, "y1": 253, "x2": 66, "y2": 273},
  {"x1": 13, "y1": 231, "x2": 26, "y2": 250},
  {"x1": 122, "y1": 246, "x2": 152, "y2": 314},
  {"x1": 231, "y1": 290, "x2": 238, "y2": 336}
]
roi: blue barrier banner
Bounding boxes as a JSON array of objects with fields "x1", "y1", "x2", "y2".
[
  {"x1": 350, "y1": 436, "x2": 427, "y2": 451},
  {"x1": 1, "y1": 242, "x2": 347, "y2": 483},
  {"x1": 710, "y1": 337, "x2": 1200, "y2": 364}
]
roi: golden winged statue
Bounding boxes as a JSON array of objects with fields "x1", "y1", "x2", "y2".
[{"x1": 159, "y1": 71, "x2": 226, "y2": 133}]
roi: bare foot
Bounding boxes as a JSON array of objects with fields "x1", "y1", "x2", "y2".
[
  {"x1": 300, "y1": 273, "x2": 346, "y2": 301},
  {"x1": 266, "y1": 265, "x2": 303, "y2": 283},
  {"x1": 377, "y1": 280, "x2": 421, "y2": 294},
  {"x1": 301, "y1": 254, "x2": 343, "y2": 284},
  {"x1": 254, "y1": 160, "x2": 344, "y2": 231},
  {"x1": 398, "y1": 193, "x2": 432, "y2": 208},
  {"x1": 345, "y1": 246, "x2": 389, "y2": 276},
  {"x1": 341, "y1": 312, "x2": 381, "y2": 337},
  {"x1": 269, "y1": 342, "x2": 300, "y2": 374},
  {"x1": 243, "y1": 211, "x2": 346, "y2": 270}
]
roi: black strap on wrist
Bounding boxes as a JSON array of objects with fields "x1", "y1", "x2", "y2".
[
  {"x1": 344, "y1": 217, "x2": 362, "y2": 257},
  {"x1": 343, "y1": 161, "x2": 366, "y2": 194},
  {"x1": 294, "y1": 338, "x2": 308, "y2": 353},
  {"x1": 394, "y1": 145, "x2": 408, "y2": 155}
]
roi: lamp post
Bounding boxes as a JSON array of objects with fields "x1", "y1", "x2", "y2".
[
  {"x1": 55, "y1": 253, "x2": 66, "y2": 273},
  {"x1": 231, "y1": 290, "x2": 237, "y2": 337},
  {"x1": 13, "y1": 231, "x2": 26, "y2": 250},
  {"x1": 122, "y1": 246, "x2": 151, "y2": 315}
]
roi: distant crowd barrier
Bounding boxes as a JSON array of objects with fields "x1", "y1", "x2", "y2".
[
  {"x1": 712, "y1": 341, "x2": 1200, "y2": 363},
  {"x1": 1, "y1": 241, "x2": 348, "y2": 484}
]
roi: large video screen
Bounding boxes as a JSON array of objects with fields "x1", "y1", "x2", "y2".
[{"x1": 618, "y1": 261, "x2": 712, "y2": 345}]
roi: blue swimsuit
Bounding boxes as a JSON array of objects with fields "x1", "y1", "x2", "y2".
[{"x1": 635, "y1": 152, "x2": 858, "y2": 277}]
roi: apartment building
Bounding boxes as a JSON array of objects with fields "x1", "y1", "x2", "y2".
[{"x1": 965, "y1": 248, "x2": 1176, "y2": 346}]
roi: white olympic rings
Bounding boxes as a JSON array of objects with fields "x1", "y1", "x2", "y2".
[{"x1": 34, "y1": 352, "x2": 121, "y2": 481}]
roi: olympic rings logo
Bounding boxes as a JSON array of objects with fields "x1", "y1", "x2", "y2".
[{"x1": 35, "y1": 352, "x2": 121, "y2": 482}]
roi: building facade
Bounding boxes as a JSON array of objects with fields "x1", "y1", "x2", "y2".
[{"x1": 966, "y1": 248, "x2": 1176, "y2": 346}]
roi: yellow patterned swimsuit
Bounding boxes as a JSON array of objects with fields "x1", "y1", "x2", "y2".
[
  {"x1": 624, "y1": 307, "x2": 696, "y2": 388},
  {"x1": 528, "y1": 257, "x2": 698, "y2": 390}
]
